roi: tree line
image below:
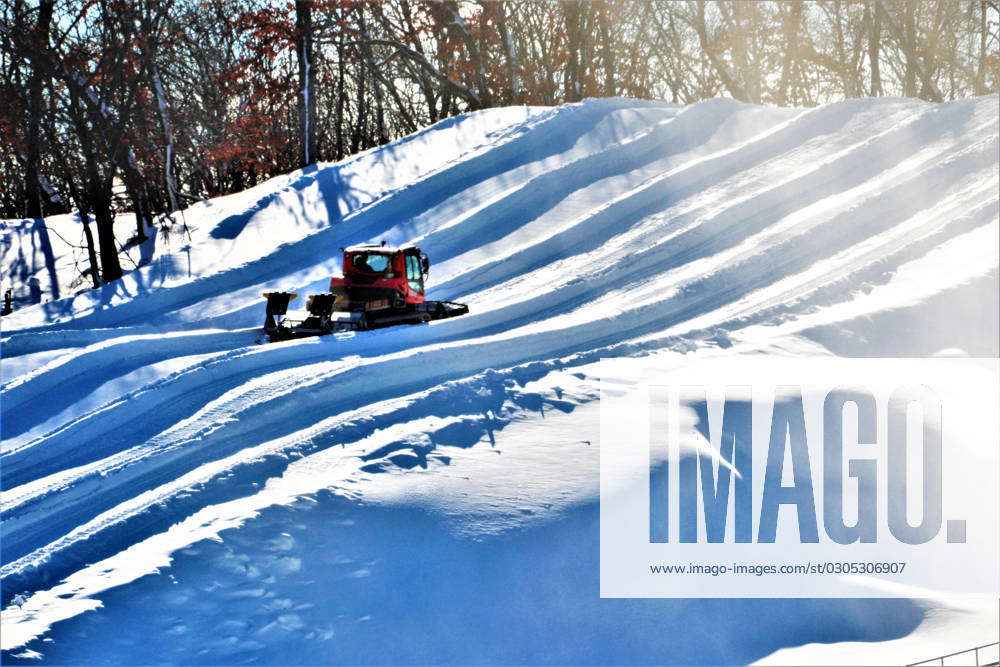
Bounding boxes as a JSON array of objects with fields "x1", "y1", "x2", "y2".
[{"x1": 0, "y1": 0, "x2": 996, "y2": 288}]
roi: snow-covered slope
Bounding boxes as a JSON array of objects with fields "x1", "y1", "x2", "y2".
[{"x1": 2, "y1": 96, "x2": 998, "y2": 665}]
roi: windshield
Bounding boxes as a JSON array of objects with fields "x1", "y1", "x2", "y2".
[{"x1": 351, "y1": 253, "x2": 391, "y2": 273}]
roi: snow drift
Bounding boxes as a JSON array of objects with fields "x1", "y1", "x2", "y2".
[{"x1": 1, "y1": 96, "x2": 998, "y2": 665}]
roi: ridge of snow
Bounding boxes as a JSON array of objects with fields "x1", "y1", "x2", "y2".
[{"x1": 2, "y1": 95, "x2": 998, "y2": 663}]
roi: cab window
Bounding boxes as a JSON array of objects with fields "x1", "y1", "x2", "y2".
[
  {"x1": 405, "y1": 255, "x2": 423, "y2": 291},
  {"x1": 352, "y1": 253, "x2": 390, "y2": 273}
]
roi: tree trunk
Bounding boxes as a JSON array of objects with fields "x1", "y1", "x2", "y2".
[
  {"x1": 689, "y1": 1, "x2": 750, "y2": 102},
  {"x1": 429, "y1": 0, "x2": 491, "y2": 108},
  {"x1": 867, "y1": 1, "x2": 883, "y2": 95},
  {"x1": 295, "y1": 0, "x2": 317, "y2": 166},
  {"x1": 777, "y1": 1, "x2": 803, "y2": 105},
  {"x1": 68, "y1": 186, "x2": 102, "y2": 289},
  {"x1": 975, "y1": 0, "x2": 988, "y2": 94},
  {"x1": 90, "y1": 182, "x2": 122, "y2": 283},
  {"x1": 357, "y1": 5, "x2": 388, "y2": 144},
  {"x1": 24, "y1": 0, "x2": 55, "y2": 219},
  {"x1": 902, "y1": 1, "x2": 918, "y2": 96},
  {"x1": 150, "y1": 60, "x2": 178, "y2": 212},
  {"x1": 398, "y1": 0, "x2": 440, "y2": 116},
  {"x1": 335, "y1": 32, "x2": 346, "y2": 160},
  {"x1": 875, "y1": 0, "x2": 943, "y2": 101},
  {"x1": 561, "y1": 1, "x2": 583, "y2": 102},
  {"x1": 67, "y1": 87, "x2": 122, "y2": 283},
  {"x1": 80, "y1": 212, "x2": 101, "y2": 289},
  {"x1": 493, "y1": 1, "x2": 522, "y2": 103},
  {"x1": 597, "y1": 1, "x2": 615, "y2": 97}
]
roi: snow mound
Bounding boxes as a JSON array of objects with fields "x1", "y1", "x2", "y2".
[{"x1": 2, "y1": 96, "x2": 998, "y2": 664}]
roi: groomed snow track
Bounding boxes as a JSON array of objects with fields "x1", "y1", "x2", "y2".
[{"x1": 1, "y1": 96, "x2": 998, "y2": 663}]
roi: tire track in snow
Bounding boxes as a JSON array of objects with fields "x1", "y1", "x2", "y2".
[
  {"x1": 0, "y1": 100, "x2": 960, "y2": 435},
  {"x1": 3, "y1": 99, "x2": 993, "y2": 533},
  {"x1": 1, "y1": 330, "x2": 252, "y2": 440},
  {"x1": 2, "y1": 180, "x2": 992, "y2": 567},
  {"x1": 435, "y1": 99, "x2": 986, "y2": 302}
]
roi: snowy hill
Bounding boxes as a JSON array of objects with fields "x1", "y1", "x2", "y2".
[{"x1": 2, "y1": 96, "x2": 998, "y2": 665}]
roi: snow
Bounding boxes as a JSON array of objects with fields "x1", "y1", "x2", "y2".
[
  {"x1": 1, "y1": 95, "x2": 998, "y2": 664},
  {"x1": 756, "y1": 590, "x2": 999, "y2": 666}
]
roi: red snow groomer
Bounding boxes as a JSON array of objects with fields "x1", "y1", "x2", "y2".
[{"x1": 263, "y1": 242, "x2": 468, "y2": 341}]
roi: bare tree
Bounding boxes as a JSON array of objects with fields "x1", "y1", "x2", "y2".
[{"x1": 2, "y1": 0, "x2": 996, "y2": 298}]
